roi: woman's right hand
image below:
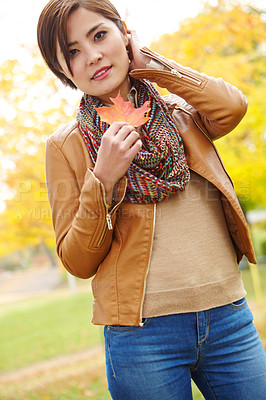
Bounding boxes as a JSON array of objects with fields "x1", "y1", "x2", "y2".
[
  {"x1": 93, "y1": 121, "x2": 142, "y2": 204},
  {"x1": 127, "y1": 30, "x2": 151, "y2": 71}
]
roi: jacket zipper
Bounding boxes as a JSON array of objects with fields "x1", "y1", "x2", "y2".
[
  {"x1": 176, "y1": 106, "x2": 234, "y2": 187},
  {"x1": 96, "y1": 207, "x2": 112, "y2": 248},
  {"x1": 96, "y1": 182, "x2": 127, "y2": 248},
  {"x1": 139, "y1": 203, "x2": 156, "y2": 326},
  {"x1": 140, "y1": 48, "x2": 202, "y2": 86}
]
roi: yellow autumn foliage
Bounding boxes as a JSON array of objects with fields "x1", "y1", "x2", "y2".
[
  {"x1": 151, "y1": 0, "x2": 266, "y2": 211},
  {"x1": 0, "y1": 0, "x2": 265, "y2": 258}
]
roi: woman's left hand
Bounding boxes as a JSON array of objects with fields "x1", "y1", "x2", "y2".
[{"x1": 127, "y1": 30, "x2": 151, "y2": 71}]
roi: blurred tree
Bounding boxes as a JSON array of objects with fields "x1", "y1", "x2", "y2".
[
  {"x1": 151, "y1": 0, "x2": 266, "y2": 210},
  {"x1": 0, "y1": 1, "x2": 265, "y2": 260},
  {"x1": 0, "y1": 48, "x2": 79, "y2": 258}
]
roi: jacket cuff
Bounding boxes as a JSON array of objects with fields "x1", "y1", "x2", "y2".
[
  {"x1": 130, "y1": 46, "x2": 207, "y2": 92},
  {"x1": 142, "y1": 47, "x2": 181, "y2": 75},
  {"x1": 88, "y1": 168, "x2": 127, "y2": 209}
]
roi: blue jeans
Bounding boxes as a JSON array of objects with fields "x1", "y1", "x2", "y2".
[{"x1": 104, "y1": 298, "x2": 266, "y2": 399}]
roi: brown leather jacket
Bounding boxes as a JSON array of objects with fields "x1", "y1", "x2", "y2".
[{"x1": 45, "y1": 48, "x2": 256, "y2": 326}]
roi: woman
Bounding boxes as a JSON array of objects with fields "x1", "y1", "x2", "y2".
[{"x1": 37, "y1": 1, "x2": 266, "y2": 399}]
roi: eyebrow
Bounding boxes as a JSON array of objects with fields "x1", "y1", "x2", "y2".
[{"x1": 67, "y1": 23, "x2": 105, "y2": 47}]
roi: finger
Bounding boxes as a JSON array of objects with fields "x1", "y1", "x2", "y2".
[
  {"x1": 127, "y1": 30, "x2": 140, "y2": 49},
  {"x1": 123, "y1": 130, "x2": 141, "y2": 148},
  {"x1": 115, "y1": 124, "x2": 137, "y2": 141},
  {"x1": 104, "y1": 121, "x2": 128, "y2": 136},
  {"x1": 129, "y1": 30, "x2": 139, "y2": 41},
  {"x1": 126, "y1": 139, "x2": 142, "y2": 159}
]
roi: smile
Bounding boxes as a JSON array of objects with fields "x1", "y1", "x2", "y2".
[{"x1": 92, "y1": 66, "x2": 112, "y2": 80}]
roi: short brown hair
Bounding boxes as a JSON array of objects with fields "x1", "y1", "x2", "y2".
[{"x1": 37, "y1": 0, "x2": 124, "y2": 89}]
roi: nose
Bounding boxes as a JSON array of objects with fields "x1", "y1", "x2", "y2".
[{"x1": 85, "y1": 45, "x2": 102, "y2": 66}]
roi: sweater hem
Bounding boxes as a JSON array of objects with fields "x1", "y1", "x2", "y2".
[{"x1": 142, "y1": 274, "x2": 246, "y2": 317}]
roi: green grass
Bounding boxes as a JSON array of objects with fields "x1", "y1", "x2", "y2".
[
  {"x1": 242, "y1": 263, "x2": 266, "y2": 299},
  {"x1": 252, "y1": 227, "x2": 266, "y2": 257},
  {"x1": 1, "y1": 383, "x2": 203, "y2": 400},
  {"x1": 0, "y1": 350, "x2": 112, "y2": 400},
  {"x1": 0, "y1": 266, "x2": 265, "y2": 400},
  {"x1": 0, "y1": 290, "x2": 103, "y2": 372}
]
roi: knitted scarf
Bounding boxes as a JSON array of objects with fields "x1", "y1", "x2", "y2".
[{"x1": 77, "y1": 79, "x2": 190, "y2": 204}]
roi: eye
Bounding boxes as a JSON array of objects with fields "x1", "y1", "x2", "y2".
[
  {"x1": 69, "y1": 48, "x2": 79, "y2": 57},
  {"x1": 94, "y1": 31, "x2": 107, "y2": 41}
]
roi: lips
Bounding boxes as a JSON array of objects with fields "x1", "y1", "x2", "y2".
[{"x1": 92, "y1": 66, "x2": 112, "y2": 80}]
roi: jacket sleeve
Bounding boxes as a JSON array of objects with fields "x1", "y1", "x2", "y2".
[
  {"x1": 45, "y1": 135, "x2": 126, "y2": 279},
  {"x1": 130, "y1": 47, "x2": 248, "y2": 140}
]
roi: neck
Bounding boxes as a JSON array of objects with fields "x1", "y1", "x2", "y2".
[{"x1": 99, "y1": 76, "x2": 131, "y2": 104}]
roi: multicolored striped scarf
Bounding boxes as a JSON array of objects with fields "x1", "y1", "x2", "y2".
[{"x1": 77, "y1": 79, "x2": 190, "y2": 203}]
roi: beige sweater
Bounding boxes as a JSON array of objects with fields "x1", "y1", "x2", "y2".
[{"x1": 142, "y1": 171, "x2": 246, "y2": 317}]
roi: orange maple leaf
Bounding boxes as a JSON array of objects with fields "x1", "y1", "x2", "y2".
[{"x1": 95, "y1": 92, "x2": 150, "y2": 127}]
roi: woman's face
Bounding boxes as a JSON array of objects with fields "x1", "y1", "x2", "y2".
[{"x1": 57, "y1": 7, "x2": 130, "y2": 103}]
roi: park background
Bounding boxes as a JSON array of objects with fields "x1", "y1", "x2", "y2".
[{"x1": 0, "y1": 0, "x2": 265, "y2": 399}]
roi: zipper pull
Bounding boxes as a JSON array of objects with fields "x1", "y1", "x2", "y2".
[
  {"x1": 170, "y1": 69, "x2": 182, "y2": 78},
  {"x1": 106, "y1": 213, "x2": 113, "y2": 230}
]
